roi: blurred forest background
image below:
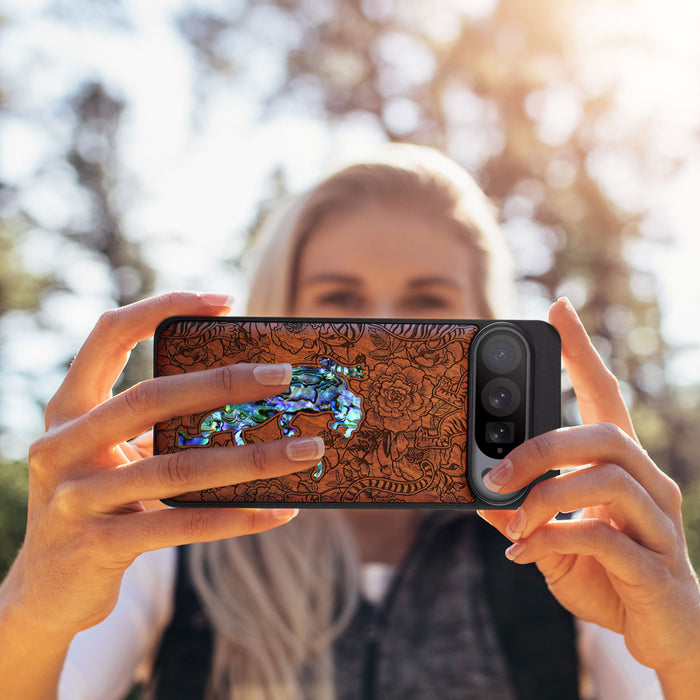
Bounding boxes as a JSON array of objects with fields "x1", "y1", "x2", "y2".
[{"x1": 1, "y1": 0, "x2": 700, "y2": 575}]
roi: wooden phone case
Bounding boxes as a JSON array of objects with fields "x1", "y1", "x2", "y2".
[{"x1": 153, "y1": 317, "x2": 559, "y2": 508}]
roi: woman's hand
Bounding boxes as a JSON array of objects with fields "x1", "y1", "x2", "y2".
[
  {"x1": 1, "y1": 292, "x2": 325, "y2": 644},
  {"x1": 478, "y1": 298, "x2": 700, "y2": 696}
]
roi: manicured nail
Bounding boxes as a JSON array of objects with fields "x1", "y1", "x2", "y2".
[
  {"x1": 286, "y1": 437, "x2": 325, "y2": 461},
  {"x1": 557, "y1": 296, "x2": 578, "y2": 319},
  {"x1": 506, "y1": 509, "x2": 527, "y2": 540},
  {"x1": 273, "y1": 508, "x2": 299, "y2": 521},
  {"x1": 199, "y1": 293, "x2": 236, "y2": 309},
  {"x1": 483, "y1": 460, "x2": 512, "y2": 493},
  {"x1": 505, "y1": 541, "x2": 527, "y2": 561},
  {"x1": 254, "y1": 363, "x2": 292, "y2": 386}
]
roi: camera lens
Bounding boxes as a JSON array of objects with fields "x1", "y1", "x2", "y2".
[
  {"x1": 489, "y1": 387, "x2": 510, "y2": 411},
  {"x1": 486, "y1": 421, "x2": 514, "y2": 444},
  {"x1": 482, "y1": 334, "x2": 523, "y2": 374},
  {"x1": 481, "y1": 378, "x2": 521, "y2": 417}
]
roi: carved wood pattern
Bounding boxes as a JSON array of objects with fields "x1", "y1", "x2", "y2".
[{"x1": 154, "y1": 319, "x2": 478, "y2": 504}]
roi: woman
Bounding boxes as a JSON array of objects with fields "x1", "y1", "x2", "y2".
[{"x1": 0, "y1": 145, "x2": 698, "y2": 699}]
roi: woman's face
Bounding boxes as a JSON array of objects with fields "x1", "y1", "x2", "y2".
[{"x1": 293, "y1": 202, "x2": 484, "y2": 319}]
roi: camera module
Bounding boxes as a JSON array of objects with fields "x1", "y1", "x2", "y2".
[
  {"x1": 467, "y1": 320, "x2": 559, "y2": 507},
  {"x1": 470, "y1": 323, "x2": 531, "y2": 463}
]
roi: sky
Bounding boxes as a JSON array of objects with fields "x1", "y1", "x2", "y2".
[{"x1": 1, "y1": 0, "x2": 700, "y2": 457}]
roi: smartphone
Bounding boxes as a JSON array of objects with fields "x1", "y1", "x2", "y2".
[{"x1": 154, "y1": 317, "x2": 560, "y2": 509}]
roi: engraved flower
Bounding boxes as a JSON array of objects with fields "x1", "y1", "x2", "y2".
[
  {"x1": 222, "y1": 323, "x2": 254, "y2": 355},
  {"x1": 270, "y1": 322, "x2": 320, "y2": 355},
  {"x1": 165, "y1": 320, "x2": 257, "y2": 371},
  {"x1": 366, "y1": 360, "x2": 433, "y2": 433},
  {"x1": 172, "y1": 337, "x2": 226, "y2": 370},
  {"x1": 407, "y1": 340, "x2": 465, "y2": 371},
  {"x1": 235, "y1": 326, "x2": 275, "y2": 363}
]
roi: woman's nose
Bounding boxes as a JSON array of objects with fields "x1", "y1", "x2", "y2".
[{"x1": 364, "y1": 300, "x2": 397, "y2": 318}]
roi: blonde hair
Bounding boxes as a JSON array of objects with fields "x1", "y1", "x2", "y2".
[
  {"x1": 188, "y1": 144, "x2": 514, "y2": 699},
  {"x1": 189, "y1": 512, "x2": 359, "y2": 700},
  {"x1": 246, "y1": 144, "x2": 514, "y2": 317}
]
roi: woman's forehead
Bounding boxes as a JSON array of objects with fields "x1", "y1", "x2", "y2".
[{"x1": 298, "y1": 203, "x2": 473, "y2": 276}]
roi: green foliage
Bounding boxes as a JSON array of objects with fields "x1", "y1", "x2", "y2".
[
  {"x1": 63, "y1": 81, "x2": 157, "y2": 392},
  {"x1": 0, "y1": 460, "x2": 29, "y2": 577},
  {"x1": 0, "y1": 224, "x2": 54, "y2": 316}
]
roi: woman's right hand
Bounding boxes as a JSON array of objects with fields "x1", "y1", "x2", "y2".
[{"x1": 1, "y1": 292, "x2": 324, "y2": 642}]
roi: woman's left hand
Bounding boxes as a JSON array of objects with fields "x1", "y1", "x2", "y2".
[{"x1": 478, "y1": 298, "x2": 700, "y2": 696}]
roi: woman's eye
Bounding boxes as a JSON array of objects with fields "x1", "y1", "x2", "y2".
[{"x1": 315, "y1": 291, "x2": 365, "y2": 310}]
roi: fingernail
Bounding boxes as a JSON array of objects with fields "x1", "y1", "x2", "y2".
[
  {"x1": 199, "y1": 293, "x2": 236, "y2": 309},
  {"x1": 483, "y1": 460, "x2": 512, "y2": 493},
  {"x1": 254, "y1": 363, "x2": 292, "y2": 386},
  {"x1": 273, "y1": 508, "x2": 299, "y2": 521},
  {"x1": 286, "y1": 437, "x2": 325, "y2": 461},
  {"x1": 505, "y1": 541, "x2": 527, "y2": 561},
  {"x1": 506, "y1": 509, "x2": 527, "y2": 540},
  {"x1": 557, "y1": 296, "x2": 578, "y2": 319}
]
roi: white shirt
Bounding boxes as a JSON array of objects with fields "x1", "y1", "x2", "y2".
[{"x1": 59, "y1": 548, "x2": 663, "y2": 700}]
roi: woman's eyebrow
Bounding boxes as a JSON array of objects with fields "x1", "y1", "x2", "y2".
[
  {"x1": 407, "y1": 277, "x2": 462, "y2": 289},
  {"x1": 302, "y1": 273, "x2": 361, "y2": 286}
]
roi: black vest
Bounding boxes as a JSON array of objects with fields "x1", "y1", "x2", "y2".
[{"x1": 148, "y1": 514, "x2": 579, "y2": 699}]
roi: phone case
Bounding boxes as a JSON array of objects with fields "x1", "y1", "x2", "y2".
[{"x1": 154, "y1": 317, "x2": 560, "y2": 508}]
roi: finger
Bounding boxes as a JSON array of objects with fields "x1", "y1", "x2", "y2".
[
  {"x1": 503, "y1": 464, "x2": 676, "y2": 554},
  {"x1": 120, "y1": 431, "x2": 153, "y2": 461},
  {"x1": 476, "y1": 509, "x2": 516, "y2": 539},
  {"x1": 126, "y1": 430, "x2": 153, "y2": 459},
  {"x1": 47, "y1": 292, "x2": 235, "y2": 424},
  {"x1": 548, "y1": 298, "x2": 636, "y2": 439},
  {"x1": 120, "y1": 441, "x2": 144, "y2": 462},
  {"x1": 483, "y1": 423, "x2": 681, "y2": 515},
  {"x1": 70, "y1": 362, "x2": 293, "y2": 455},
  {"x1": 108, "y1": 506, "x2": 300, "y2": 558},
  {"x1": 503, "y1": 518, "x2": 663, "y2": 588},
  {"x1": 86, "y1": 437, "x2": 325, "y2": 507}
]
